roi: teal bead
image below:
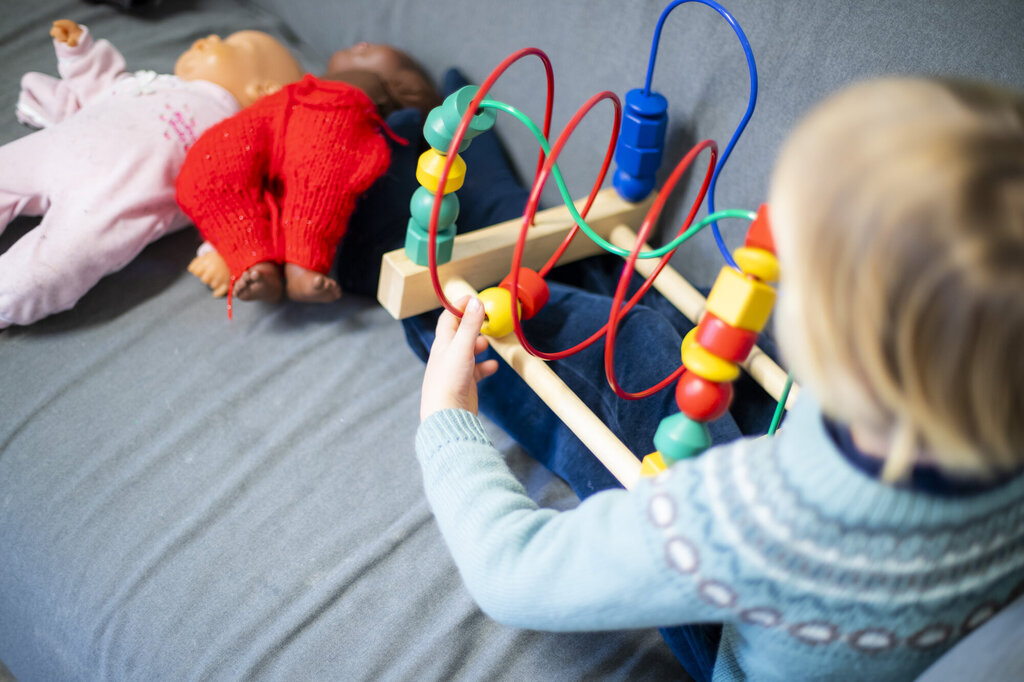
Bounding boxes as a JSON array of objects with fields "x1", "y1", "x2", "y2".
[
  {"x1": 653, "y1": 412, "x2": 712, "y2": 462},
  {"x1": 423, "y1": 85, "x2": 497, "y2": 153},
  {"x1": 409, "y1": 186, "x2": 460, "y2": 231},
  {"x1": 424, "y1": 108, "x2": 471, "y2": 153},
  {"x1": 404, "y1": 218, "x2": 457, "y2": 266}
]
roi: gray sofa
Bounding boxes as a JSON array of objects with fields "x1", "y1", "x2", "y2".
[{"x1": 2, "y1": 0, "x2": 1022, "y2": 680}]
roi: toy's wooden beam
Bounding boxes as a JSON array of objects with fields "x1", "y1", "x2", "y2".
[
  {"x1": 378, "y1": 189, "x2": 653, "y2": 319},
  {"x1": 443, "y1": 276, "x2": 643, "y2": 489},
  {"x1": 378, "y1": 187, "x2": 798, "y2": 407}
]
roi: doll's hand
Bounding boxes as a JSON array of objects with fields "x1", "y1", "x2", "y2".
[
  {"x1": 420, "y1": 296, "x2": 500, "y2": 422},
  {"x1": 50, "y1": 20, "x2": 83, "y2": 47},
  {"x1": 188, "y1": 250, "x2": 231, "y2": 297}
]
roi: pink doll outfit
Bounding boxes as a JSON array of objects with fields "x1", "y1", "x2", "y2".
[{"x1": 0, "y1": 26, "x2": 239, "y2": 328}]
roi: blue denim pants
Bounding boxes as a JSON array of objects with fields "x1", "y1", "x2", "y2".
[{"x1": 402, "y1": 256, "x2": 784, "y2": 682}]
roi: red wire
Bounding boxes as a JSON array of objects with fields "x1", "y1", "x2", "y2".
[
  {"x1": 506, "y1": 90, "x2": 620, "y2": 360},
  {"x1": 428, "y1": 48, "x2": 554, "y2": 316},
  {"x1": 511, "y1": 132, "x2": 716, "y2": 364},
  {"x1": 424, "y1": 48, "x2": 719, "y2": 403},
  {"x1": 535, "y1": 92, "x2": 621, "y2": 279},
  {"x1": 603, "y1": 138, "x2": 718, "y2": 399}
]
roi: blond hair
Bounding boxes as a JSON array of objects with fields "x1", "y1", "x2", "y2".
[{"x1": 768, "y1": 77, "x2": 1024, "y2": 481}]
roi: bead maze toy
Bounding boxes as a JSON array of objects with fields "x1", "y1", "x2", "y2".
[{"x1": 378, "y1": 0, "x2": 796, "y2": 489}]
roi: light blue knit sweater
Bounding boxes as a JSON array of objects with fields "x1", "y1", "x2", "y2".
[{"x1": 414, "y1": 396, "x2": 1024, "y2": 681}]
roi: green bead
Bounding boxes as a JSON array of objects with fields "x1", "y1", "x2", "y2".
[
  {"x1": 423, "y1": 85, "x2": 497, "y2": 153},
  {"x1": 653, "y1": 413, "x2": 712, "y2": 462},
  {"x1": 404, "y1": 218, "x2": 457, "y2": 266},
  {"x1": 424, "y1": 108, "x2": 471, "y2": 153},
  {"x1": 409, "y1": 186, "x2": 459, "y2": 231}
]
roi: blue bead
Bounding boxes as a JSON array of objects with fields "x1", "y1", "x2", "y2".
[
  {"x1": 613, "y1": 169, "x2": 656, "y2": 203},
  {"x1": 613, "y1": 88, "x2": 668, "y2": 202},
  {"x1": 615, "y1": 142, "x2": 664, "y2": 177},
  {"x1": 620, "y1": 89, "x2": 668, "y2": 147}
]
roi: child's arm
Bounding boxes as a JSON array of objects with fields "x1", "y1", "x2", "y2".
[
  {"x1": 16, "y1": 21, "x2": 128, "y2": 127},
  {"x1": 417, "y1": 302, "x2": 722, "y2": 630}
]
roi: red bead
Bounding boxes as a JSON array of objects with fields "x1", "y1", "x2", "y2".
[
  {"x1": 695, "y1": 312, "x2": 759, "y2": 363},
  {"x1": 675, "y1": 371, "x2": 734, "y2": 421},
  {"x1": 744, "y1": 203, "x2": 776, "y2": 255},
  {"x1": 499, "y1": 268, "x2": 549, "y2": 319}
]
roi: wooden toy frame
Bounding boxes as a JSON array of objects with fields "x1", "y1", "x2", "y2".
[{"x1": 378, "y1": 187, "x2": 797, "y2": 489}]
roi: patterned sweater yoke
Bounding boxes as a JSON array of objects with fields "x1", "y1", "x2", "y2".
[{"x1": 414, "y1": 398, "x2": 1024, "y2": 681}]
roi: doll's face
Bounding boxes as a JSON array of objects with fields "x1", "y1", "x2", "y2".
[
  {"x1": 327, "y1": 43, "x2": 439, "y2": 115},
  {"x1": 174, "y1": 31, "x2": 303, "y2": 107}
]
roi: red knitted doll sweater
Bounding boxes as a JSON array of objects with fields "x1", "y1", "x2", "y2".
[{"x1": 176, "y1": 74, "x2": 394, "y2": 278}]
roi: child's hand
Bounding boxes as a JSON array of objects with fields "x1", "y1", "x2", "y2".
[
  {"x1": 187, "y1": 250, "x2": 231, "y2": 297},
  {"x1": 50, "y1": 20, "x2": 83, "y2": 47},
  {"x1": 420, "y1": 296, "x2": 500, "y2": 422}
]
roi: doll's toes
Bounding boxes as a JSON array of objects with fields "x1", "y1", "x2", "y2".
[
  {"x1": 284, "y1": 263, "x2": 341, "y2": 303},
  {"x1": 234, "y1": 262, "x2": 284, "y2": 302}
]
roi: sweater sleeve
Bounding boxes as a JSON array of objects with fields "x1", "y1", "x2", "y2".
[{"x1": 415, "y1": 409, "x2": 726, "y2": 631}]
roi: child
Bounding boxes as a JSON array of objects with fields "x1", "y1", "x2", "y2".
[{"x1": 413, "y1": 76, "x2": 1024, "y2": 681}]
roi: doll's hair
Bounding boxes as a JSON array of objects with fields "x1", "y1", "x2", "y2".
[{"x1": 768, "y1": 76, "x2": 1024, "y2": 481}]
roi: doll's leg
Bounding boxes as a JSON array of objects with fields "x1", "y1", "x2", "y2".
[
  {"x1": 0, "y1": 195, "x2": 160, "y2": 326},
  {"x1": 0, "y1": 134, "x2": 51, "y2": 234}
]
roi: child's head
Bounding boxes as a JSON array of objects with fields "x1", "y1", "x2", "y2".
[{"x1": 768, "y1": 77, "x2": 1024, "y2": 480}]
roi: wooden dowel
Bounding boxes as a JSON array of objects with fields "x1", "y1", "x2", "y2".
[
  {"x1": 443, "y1": 276, "x2": 642, "y2": 489},
  {"x1": 608, "y1": 224, "x2": 799, "y2": 409}
]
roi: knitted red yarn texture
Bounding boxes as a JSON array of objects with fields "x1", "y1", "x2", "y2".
[{"x1": 176, "y1": 74, "x2": 392, "y2": 277}]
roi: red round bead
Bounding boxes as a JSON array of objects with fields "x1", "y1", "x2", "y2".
[
  {"x1": 499, "y1": 267, "x2": 549, "y2": 320},
  {"x1": 675, "y1": 370, "x2": 734, "y2": 422},
  {"x1": 695, "y1": 312, "x2": 758, "y2": 363}
]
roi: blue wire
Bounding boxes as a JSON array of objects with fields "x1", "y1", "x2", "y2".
[{"x1": 643, "y1": 0, "x2": 758, "y2": 269}]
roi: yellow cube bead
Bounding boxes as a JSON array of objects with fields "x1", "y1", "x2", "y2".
[
  {"x1": 640, "y1": 452, "x2": 669, "y2": 477},
  {"x1": 705, "y1": 266, "x2": 777, "y2": 332},
  {"x1": 732, "y1": 246, "x2": 780, "y2": 283},
  {"x1": 416, "y1": 149, "x2": 467, "y2": 194},
  {"x1": 478, "y1": 286, "x2": 521, "y2": 338},
  {"x1": 682, "y1": 342, "x2": 740, "y2": 382}
]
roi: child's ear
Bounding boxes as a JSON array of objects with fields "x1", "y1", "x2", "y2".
[{"x1": 245, "y1": 80, "x2": 282, "y2": 105}]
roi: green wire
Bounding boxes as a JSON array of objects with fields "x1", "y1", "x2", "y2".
[
  {"x1": 479, "y1": 99, "x2": 756, "y2": 258},
  {"x1": 767, "y1": 374, "x2": 793, "y2": 436},
  {"x1": 476, "y1": 98, "x2": 791, "y2": 436}
]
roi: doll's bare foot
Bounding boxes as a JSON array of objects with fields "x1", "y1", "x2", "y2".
[
  {"x1": 284, "y1": 263, "x2": 342, "y2": 303},
  {"x1": 233, "y1": 262, "x2": 284, "y2": 302}
]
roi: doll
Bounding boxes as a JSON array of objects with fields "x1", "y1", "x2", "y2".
[
  {"x1": 183, "y1": 43, "x2": 441, "y2": 303},
  {"x1": 0, "y1": 20, "x2": 303, "y2": 329}
]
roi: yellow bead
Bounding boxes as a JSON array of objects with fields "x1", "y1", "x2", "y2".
[
  {"x1": 732, "y1": 246, "x2": 780, "y2": 283},
  {"x1": 680, "y1": 328, "x2": 697, "y2": 364},
  {"x1": 682, "y1": 342, "x2": 741, "y2": 382},
  {"x1": 478, "y1": 287, "x2": 520, "y2": 338},
  {"x1": 705, "y1": 266, "x2": 777, "y2": 332},
  {"x1": 640, "y1": 452, "x2": 669, "y2": 477},
  {"x1": 416, "y1": 149, "x2": 466, "y2": 194}
]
